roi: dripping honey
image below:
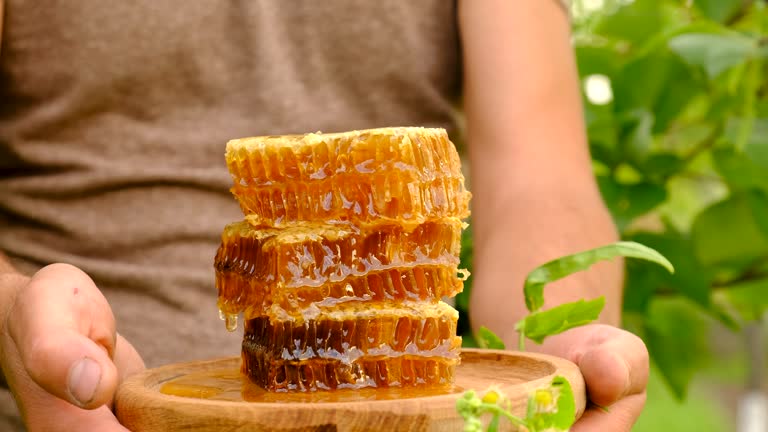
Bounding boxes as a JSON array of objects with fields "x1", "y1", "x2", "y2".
[
  {"x1": 217, "y1": 128, "x2": 470, "y2": 392},
  {"x1": 215, "y1": 220, "x2": 465, "y2": 317}
]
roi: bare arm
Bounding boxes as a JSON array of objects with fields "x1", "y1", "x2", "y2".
[
  {"x1": 459, "y1": 4, "x2": 651, "y2": 430},
  {"x1": 459, "y1": 0, "x2": 623, "y2": 345}
]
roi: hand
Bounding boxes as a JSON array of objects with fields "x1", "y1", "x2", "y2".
[
  {"x1": 0, "y1": 264, "x2": 145, "y2": 431},
  {"x1": 539, "y1": 324, "x2": 649, "y2": 432}
]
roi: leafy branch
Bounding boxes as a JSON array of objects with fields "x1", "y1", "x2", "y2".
[
  {"x1": 462, "y1": 241, "x2": 673, "y2": 431},
  {"x1": 514, "y1": 241, "x2": 673, "y2": 351},
  {"x1": 456, "y1": 377, "x2": 576, "y2": 432}
]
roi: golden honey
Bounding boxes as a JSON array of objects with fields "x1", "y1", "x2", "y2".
[
  {"x1": 159, "y1": 367, "x2": 462, "y2": 402},
  {"x1": 243, "y1": 302, "x2": 460, "y2": 358},
  {"x1": 226, "y1": 128, "x2": 470, "y2": 227},
  {"x1": 242, "y1": 352, "x2": 458, "y2": 392},
  {"x1": 216, "y1": 127, "x2": 469, "y2": 392},
  {"x1": 215, "y1": 219, "x2": 464, "y2": 317},
  {"x1": 226, "y1": 128, "x2": 463, "y2": 189},
  {"x1": 232, "y1": 176, "x2": 470, "y2": 227}
]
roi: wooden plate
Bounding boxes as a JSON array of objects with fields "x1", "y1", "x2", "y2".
[{"x1": 115, "y1": 349, "x2": 585, "y2": 431}]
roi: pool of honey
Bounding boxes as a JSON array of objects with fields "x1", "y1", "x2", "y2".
[{"x1": 159, "y1": 367, "x2": 462, "y2": 403}]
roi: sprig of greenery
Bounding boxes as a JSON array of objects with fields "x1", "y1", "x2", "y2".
[
  {"x1": 456, "y1": 376, "x2": 577, "y2": 432},
  {"x1": 516, "y1": 241, "x2": 673, "y2": 350},
  {"x1": 464, "y1": 241, "x2": 673, "y2": 430}
]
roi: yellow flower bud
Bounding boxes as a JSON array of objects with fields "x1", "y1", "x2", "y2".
[{"x1": 482, "y1": 390, "x2": 500, "y2": 404}]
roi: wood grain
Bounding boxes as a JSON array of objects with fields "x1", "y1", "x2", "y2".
[{"x1": 115, "y1": 349, "x2": 585, "y2": 431}]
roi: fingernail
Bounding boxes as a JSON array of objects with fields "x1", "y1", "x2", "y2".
[{"x1": 67, "y1": 357, "x2": 101, "y2": 406}]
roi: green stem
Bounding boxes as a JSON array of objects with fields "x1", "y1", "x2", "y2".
[
  {"x1": 735, "y1": 58, "x2": 760, "y2": 152},
  {"x1": 515, "y1": 321, "x2": 527, "y2": 351},
  {"x1": 480, "y1": 403, "x2": 529, "y2": 429},
  {"x1": 680, "y1": 124, "x2": 723, "y2": 165}
]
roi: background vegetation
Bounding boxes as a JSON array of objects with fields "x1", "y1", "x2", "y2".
[{"x1": 457, "y1": 0, "x2": 768, "y2": 429}]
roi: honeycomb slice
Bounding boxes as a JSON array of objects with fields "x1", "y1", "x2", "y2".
[
  {"x1": 242, "y1": 353, "x2": 458, "y2": 391},
  {"x1": 226, "y1": 127, "x2": 463, "y2": 187},
  {"x1": 241, "y1": 302, "x2": 460, "y2": 391},
  {"x1": 244, "y1": 301, "x2": 460, "y2": 358},
  {"x1": 218, "y1": 265, "x2": 464, "y2": 318},
  {"x1": 232, "y1": 174, "x2": 470, "y2": 228},
  {"x1": 226, "y1": 128, "x2": 471, "y2": 227},
  {"x1": 215, "y1": 220, "x2": 463, "y2": 316}
]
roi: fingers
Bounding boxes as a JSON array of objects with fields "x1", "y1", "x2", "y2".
[
  {"x1": 576, "y1": 328, "x2": 648, "y2": 406},
  {"x1": 113, "y1": 333, "x2": 145, "y2": 388},
  {"x1": 571, "y1": 393, "x2": 647, "y2": 432},
  {"x1": 24, "y1": 396, "x2": 132, "y2": 432},
  {"x1": 0, "y1": 264, "x2": 145, "y2": 431},
  {"x1": 541, "y1": 324, "x2": 649, "y2": 406},
  {"x1": 2, "y1": 322, "x2": 131, "y2": 432},
  {"x1": 7, "y1": 264, "x2": 119, "y2": 409}
]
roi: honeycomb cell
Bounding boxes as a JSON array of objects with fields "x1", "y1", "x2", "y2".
[{"x1": 214, "y1": 220, "x2": 463, "y2": 316}]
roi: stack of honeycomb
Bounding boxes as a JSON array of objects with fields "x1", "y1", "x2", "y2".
[{"x1": 214, "y1": 127, "x2": 471, "y2": 391}]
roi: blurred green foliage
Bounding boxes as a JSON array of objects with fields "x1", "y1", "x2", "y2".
[
  {"x1": 575, "y1": 0, "x2": 767, "y2": 399},
  {"x1": 458, "y1": 0, "x2": 768, "y2": 401}
]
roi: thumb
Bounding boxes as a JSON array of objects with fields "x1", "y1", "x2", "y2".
[
  {"x1": 7, "y1": 263, "x2": 119, "y2": 409},
  {"x1": 540, "y1": 324, "x2": 649, "y2": 406}
]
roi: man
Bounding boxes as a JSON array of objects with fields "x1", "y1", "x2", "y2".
[{"x1": 0, "y1": 1, "x2": 647, "y2": 430}]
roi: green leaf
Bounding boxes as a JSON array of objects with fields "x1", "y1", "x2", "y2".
[
  {"x1": 611, "y1": 51, "x2": 705, "y2": 133},
  {"x1": 476, "y1": 326, "x2": 506, "y2": 350},
  {"x1": 693, "y1": 0, "x2": 744, "y2": 24},
  {"x1": 623, "y1": 110, "x2": 655, "y2": 162},
  {"x1": 550, "y1": 377, "x2": 577, "y2": 429},
  {"x1": 657, "y1": 168, "x2": 729, "y2": 233},
  {"x1": 691, "y1": 193, "x2": 768, "y2": 269},
  {"x1": 626, "y1": 231, "x2": 712, "y2": 310},
  {"x1": 717, "y1": 277, "x2": 768, "y2": 322},
  {"x1": 645, "y1": 297, "x2": 710, "y2": 399},
  {"x1": 623, "y1": 259, "x2": 663, "y2": 314},
  {"x1": 576, "y1": 45, "x2": 621, "y2": 79},
  {"x1": 522, "y1": 298, "x2": 606, "y2": 344},
  {"x1": 524, "y1": 241, "x2": 674, "y2": 312},
  {"x1": 526, "y1": 376, "x2": 576, "y2": 431},
  {"x1": 712, "y1": 147, "x2": 768, "y2": 193},
  {"x1": 658, "y1": 122, "x2": 715, "y2": 156},
  {"x1": 640, "y1": 153, "x2": 686, "y2": 182},
  {"x1": 586, "y1": 108, "x2": 620, "y2": 160},
  {"x1": 749, "y1": 190, "x2": 768, "y2": 238},
  {"x1": 597, "y1": 177, "x2": 667, "y2": 232},
  {"x1": 460, "y1": 333, "x2": 479, "y2": 349},
  {"x1": 487, "y1": 414, "x2": 500, "y2": 432},
  {"x1": 724, "y1": 117, "x2": 768, "y2": 169},
  {"x1": 649, "y1": 58, "x2": 707, "y2": 133},
  {"x1": 669, "y1": 33, "x2": 756, "y2": 79},
  {"x1": 594, "y1": 0, "x2": 671, "y2": 44},
  {"x1": 612, "y1": 54, "x2": 671, "y2": 115}
]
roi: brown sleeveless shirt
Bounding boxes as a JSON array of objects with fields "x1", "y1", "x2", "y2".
[{"x1": 0, "y1": 0, "x2": 461, "y2": 366}]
